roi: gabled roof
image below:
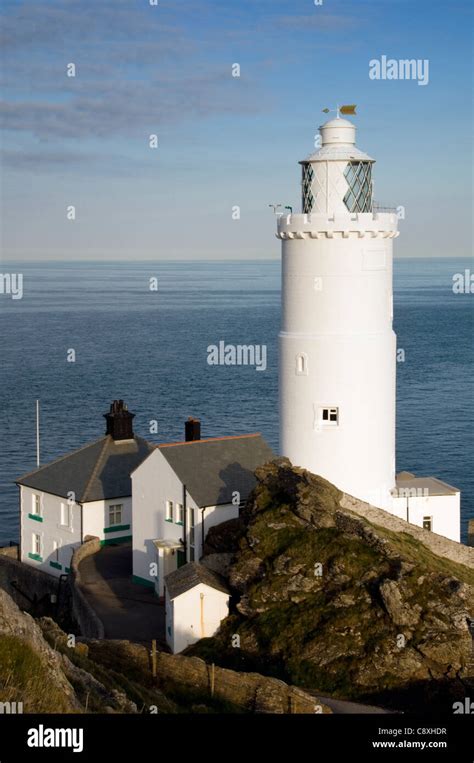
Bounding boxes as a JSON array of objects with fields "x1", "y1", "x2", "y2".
[
  {"x1": 394, "y1": 472, "x2": 459, "y2": 497},
  {"x1": 16, "y1": 435, "x2": 154, "y2": 503},
  {"x1": 157, "y1": 433, "x2": 274, "y2": 508},
  {"x1": 165, "y1": 562, "x2": 230, "y2": 600}
]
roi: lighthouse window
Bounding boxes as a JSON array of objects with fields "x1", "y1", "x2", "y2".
[
  {"x1": 321, "y1": 407, "x2": 339, "y2": 425},
  {"x1": 296, "y1": 353, "x2": 308, "y2": 376},
  {"x1": 343, "y1": 161, "x2": 372, "y2": 213},
  {"x1": 302, "y1": 163, "x2": 315, "y2": 213}
]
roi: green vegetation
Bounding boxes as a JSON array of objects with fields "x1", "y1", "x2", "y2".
[
  {"x1": 190, "y1": 460, "x2": 474, "y2": 711},
  {"x1": 0, "y1": 636, "x2": 72, "y2": 713},
  {"x1": 39, "y1": 623, "x2": 244, "y2": 714}
]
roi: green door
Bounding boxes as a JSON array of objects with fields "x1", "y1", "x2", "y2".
[{"x1": 177, "y1": 550, "x2": 186, "y2": 568}]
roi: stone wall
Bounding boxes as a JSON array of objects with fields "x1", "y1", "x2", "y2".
[
  {"x1": 69, "y1": 536, "x2": 105, "y2": 639},
  {"x1": 0, "y1": 545, "x2": 19, "y2": 559},
  {"x1": 84, "y1": 639, "x2": 331, "y2": 714},
  {"x1": 0, "y1": 553, "x2": 59, "y2": 611},
  {"x1": 468, "y1": 520, "x2": 474, "y2": 549},
  {"x1": 341, "y1": 494, "x2": 474, "y2": 569},
  {"x1": 154, "y1": 651, "x2": 331, "y2": 714}
]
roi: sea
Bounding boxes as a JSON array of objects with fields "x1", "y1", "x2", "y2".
[{"x1": 0, "y1": 258, "x2": 472, "y2": 544}]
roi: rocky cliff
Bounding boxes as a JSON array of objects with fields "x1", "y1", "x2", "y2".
[
  {"x1": 196, "y1": 458, "x2": 474, "y2": 712},
  {"x1": 0, "y1": 586, "x2": 328, "y2": 713}
]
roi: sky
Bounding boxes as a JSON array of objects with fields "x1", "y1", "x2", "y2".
[{"x1": 0, "y1": 0, "x2": 472, "y2": 261}]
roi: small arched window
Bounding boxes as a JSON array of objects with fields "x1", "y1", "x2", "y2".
[{"x1": 296, "y1": 353, "x2": 308, "y2": 376}]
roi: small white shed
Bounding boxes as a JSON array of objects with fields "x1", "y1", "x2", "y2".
[{"x1": 164, "y1": 562, "x2": 230, "y2": 654}]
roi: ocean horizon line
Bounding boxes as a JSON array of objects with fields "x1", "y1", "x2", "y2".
[{"x1": 1, "y1": 255, "x2": 473, "y2": 265}]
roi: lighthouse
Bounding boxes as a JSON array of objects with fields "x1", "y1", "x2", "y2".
[{"x1": 278, "y1": 115, "x2": 399, "y2": 509}]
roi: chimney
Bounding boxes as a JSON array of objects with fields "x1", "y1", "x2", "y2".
[
  {"x1": 104, "y1": 400, "x2": 135, "y2": 441},
  {"x1": 185, "y1": 417, "x2": 201, "y2": 442}
]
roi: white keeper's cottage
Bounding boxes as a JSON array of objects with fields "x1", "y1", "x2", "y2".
[
  {"x1": 131, "y1": 418, "x2": 274, "y2": 597},
  {"x1": 164, "y1": 562, "x2": 230, "y2": 654},
  {"x1": 16, "y1": 400, "x2": 154, "y2": 577}
]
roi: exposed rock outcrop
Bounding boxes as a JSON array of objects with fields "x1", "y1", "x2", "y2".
[
  {"x1": 1, "y1": 588, "x2": 327, "y2": 714},
  {"x1": 197, "y1": 458, "x2": 474, "y2": 711},
  {"x1": 0, "y1": 589, "x2": 81, "y2": 712}
]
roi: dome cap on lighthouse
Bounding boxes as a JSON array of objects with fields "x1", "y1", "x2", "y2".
[
  {"x1": 302, "y1": 116, "x2": 374, "y2": 164},
  {"x1": 320, "y1": 117, "x2": 356, "y2": 146}
]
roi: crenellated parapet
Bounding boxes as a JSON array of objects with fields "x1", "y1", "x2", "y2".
[{"x1": 276, "y1": 212, "x2": 399, "y2": 240}]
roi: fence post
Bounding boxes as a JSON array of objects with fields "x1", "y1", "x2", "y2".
[{"x1": 210, "y1": 662, "x2": 215, "y2": 697}]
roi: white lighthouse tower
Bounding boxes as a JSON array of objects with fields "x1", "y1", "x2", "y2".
[{"x1": 278, "y1": 115, "x2": 399, "y2": 509}]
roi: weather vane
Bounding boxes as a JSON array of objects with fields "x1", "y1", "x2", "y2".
[
  {"x1": 322, "y1": 104, "x2": 357, "y2": 119},
  {"x1": 268, "y1": 203, "x2": 283, "y2": 215}
]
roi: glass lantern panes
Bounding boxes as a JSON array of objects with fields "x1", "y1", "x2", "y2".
[
  {"x1": 343, "y1": 161, "x2": 373, "y2": 213},
  {"x1": 301, "y1": 163, "x2": 315, "y2": 212}
]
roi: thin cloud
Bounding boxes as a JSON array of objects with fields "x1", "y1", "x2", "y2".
[{"x1": 274, "y1": 13, "x2": 359, "y2": 32}]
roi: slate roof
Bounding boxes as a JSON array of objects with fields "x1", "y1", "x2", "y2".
[
  {"x1": 394, "y1": 472, "x2": 459, "y2": 497},
  {"x1": 16, "y1": 435, "x2": 154, "y2": 502},
  {"x1": 165, "y1": 562, "x2": 230, "y2": 600},
  {"x1": 157, "y1": 433, "x2": 275, "y2": 508}
]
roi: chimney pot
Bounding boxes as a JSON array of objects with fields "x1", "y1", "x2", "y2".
[
  {"x1": 185, "y1": 417, "x2": 201, "y2": 442},
  {"x1": 104, "y1": 399, "x2": 135, "y2": 440}
]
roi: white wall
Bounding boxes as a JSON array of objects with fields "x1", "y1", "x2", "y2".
[
  {"x1": 83, "y1": 497, "x2": 132, "y2": 543},
  {"x1": 132, "y1": 449, "x2": 240, "y2": 594},
  {"x1": 132, "y1": 449, "x2": 192, "y2": 590},
  {"x1": 20, "y1": 485, "x2": 81, "y2": 578},
  {"x1": 391, "y1": 493, "x2": 460, "y2": 543},
  {"x1": 165, "y1": 582, "x2": 229, "y2": 654},
  {"x1": 279, "y1": 214, "x2": 397, "y2": 510}
]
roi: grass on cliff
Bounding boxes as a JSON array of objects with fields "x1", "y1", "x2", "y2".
[
  {"x1": 40, "y1": 627, "x2": 177, "y2": 713},
  {"x1": 0, "y1": 636, "x2": 73, "y2": 713},
  {"x1": 357, "y1": 520, "x2": 474, "y2": 587},
  {"x1": 191, "y1": 481, "x2": 474, "y2": 703},
  {"x1": 40, "y1": 624, "x2": 243, "y2": 714}
]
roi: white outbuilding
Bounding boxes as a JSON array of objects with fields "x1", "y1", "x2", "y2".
[
  {"x1": 391, "y1": 472, "x2": 460, "y2": 542},
  {"x1": 164, "y1": 561, "x2": 230, "y2": 654}
]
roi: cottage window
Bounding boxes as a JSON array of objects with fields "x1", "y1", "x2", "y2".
[
  {"x1": 422, "y1": 516, "x2": 432, "y2": 532},
  {"x1": 176, "y1": 503, "x2": 184, "y2": 525},
  {"x1": 188, "y1": 508, "x2": 195, "y2": 560},
  {"x1": 165, "y1": 501, "x2": 174, "y2": 522},
  {"x1": 32, "y1": 494, "x2": 41, "y2": 516},
  {"x1": 321, "y1": 407, "x2": 339, "y2": 425},
  {"x1": 53, "y1": 539, "x2": 60, "y2": 562},
  {"x1": 108, "y1": 504, "x2": 123, "y2": 526},
  {"x1": 60, "y1": 502, "x2": 71, "y2": 527},
  {"x1": 32, "y1": 533, "x2": 41, "y2": 556}
]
